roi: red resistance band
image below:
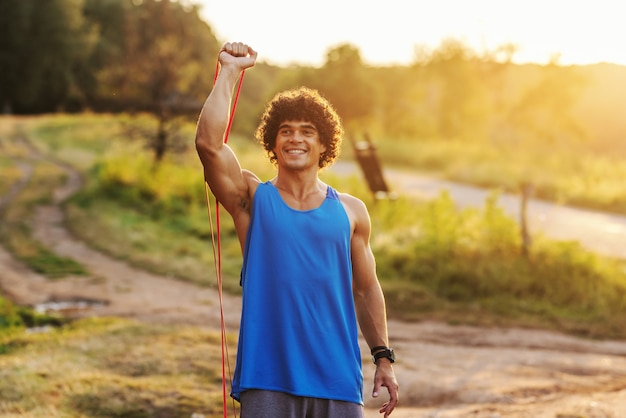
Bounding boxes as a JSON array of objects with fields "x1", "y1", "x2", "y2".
[{"x1": 205, "y1": 51, "x2": 245, "y2": 418}]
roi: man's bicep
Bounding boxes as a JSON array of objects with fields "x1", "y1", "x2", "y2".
[
  {"x1": 200, "y1": 144, "x2": 250, "y2": 214},
  {"x1": 351, "y1": 228, "x2": 378, "y2": 292},
  {"x1": 349, "y1": 197, "x2": 380, "y2": 290}
]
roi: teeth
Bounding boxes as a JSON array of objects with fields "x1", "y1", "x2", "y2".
[{"x1": 287, "y1": 150, "x2": 305, "y2": 154}]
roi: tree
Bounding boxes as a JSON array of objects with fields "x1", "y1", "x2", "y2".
[
  {"x1": 321, "y1": 44, "x2": 375, "y2": 125},
  {"x1": 505, "y1": 58, "x2": 586, "y2": 146},
  {"x1": 0, "y1": 0, "x2": 96, "y2": 113},
  {"x1": 92, "y1": 0, "x2": 220, "y2": 162},
  {"x1": 426, "y1": 38, "x2": 490, "y2": 139},
  {"x1": 293, "y1": 43, "x2": 375, "y2": 131},
  {"x1": 371, "y1": 64, "x2": 436, "y2": 139},
  {"x1": 78, "y1": 0, "x2": 129, "y2": 107}
]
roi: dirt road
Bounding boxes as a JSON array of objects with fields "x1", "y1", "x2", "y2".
[
  {"x1": 333, "y1": 161, "x2": 626, "y2": 260},
  {"x1": 2, "y1": 138, "x2": 626, "y2": 417}
]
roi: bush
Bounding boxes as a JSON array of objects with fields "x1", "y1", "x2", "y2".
[
  {"x1": 1, "y1": 296, "x2": 66, "y2": 336},
  {"x1": 372, "y1": 191, "x2": 626, "y2": 336},
  {"x1": 0, "y1": 296, "x2": 24, "y2": 330}
]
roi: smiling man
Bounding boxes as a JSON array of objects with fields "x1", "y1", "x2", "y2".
[{"x1": 195, "y1": 41, "x2": 398, "y2": 418}]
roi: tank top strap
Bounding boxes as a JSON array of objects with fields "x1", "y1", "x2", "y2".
[{"x1": 326, "y1": 185, "x2": 340, "y2": 200}]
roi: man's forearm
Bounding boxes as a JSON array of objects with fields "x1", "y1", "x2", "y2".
[
  {"x1": 356, "y1": 282, "x2": 390, "y2": 350},
  {"x1": 195, "y1": 66, "x2": 242, "y2": 152}
]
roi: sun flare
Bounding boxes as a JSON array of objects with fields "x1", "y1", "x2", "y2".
[{"x1": 198, "y1": 0, "x2": 624, "y2": 66}]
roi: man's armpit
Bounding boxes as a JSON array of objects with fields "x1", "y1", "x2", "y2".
[{"x1": 238, "y1": 195, "x2": 252, "y2": 213}]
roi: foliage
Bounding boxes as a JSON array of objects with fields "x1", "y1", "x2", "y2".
[
  {"x1": 371, "y1": 135, "x2": 626, "y2": 215},
  {"x1": 0, "y1": 296, "x2": 23, "y2": 331},
  {"x1": 501, "y1": 60, "x2": 587, "y2": 148},
  {"x1": 0, "y1": 0, "x2": 222, "y2": 164},
  {"x1": 4, "y1": 113, "x2": 626, "y2": 340},
  {"x1": 87, "y1": 0, "x2": 221, "y2": 162},
  {"x1": 65, "y1": 129, "x2": 276, "y2": 290},
  {"x1": 303, "y1": 44, "x2": 376, "y2": 129},
  {"x1": 422, "y1": 38, "x2": 491, "y2": 139},
  {"x1": 370, "y1": 192, "x2": 626, "y2": 338},
  {"x1": 3, "y1": 0, "x2": 626, "y2": 179},
  {"x1": 0, "y1": 296, "x2": 66, "y2": 337},
  {"x1": 0, "y1": 0, "x2": 97, "y2": 113}
]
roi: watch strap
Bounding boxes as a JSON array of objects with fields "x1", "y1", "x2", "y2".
[
  {"x1": 370, "y1": 345, "x2": 388, "y2": 355},
  {"x1": 372, "y1": 348, "x2": 395, "y2": 364}
]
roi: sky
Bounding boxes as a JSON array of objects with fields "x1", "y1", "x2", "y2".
[{"x1": 194, "y1": 0, "x2": 625, "y2": 67}]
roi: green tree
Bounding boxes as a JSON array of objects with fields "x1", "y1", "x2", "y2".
[
  {"x1": 92, "y1": 0, "x2": 220, "y2": 161},
  {"x1": 78, "y1": 0, "x2": 129, "y2": 107},
  {"x1": 0, "y1": 0, "x2": 96, "y2": 113}
]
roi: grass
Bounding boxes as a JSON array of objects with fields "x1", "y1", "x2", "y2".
[
  {"x1": 0, "y1": 316, "x2": 234, "y2": 417},
  {"x1": 369, "y1": 192, "x2": 626, "y2": 338},
  {"x1": 65, "y1": 195, "x2": 244, "y2": 293},
  {"x1": 364, "y1": 135, "x2": 626, "y2": 215},
  {"x1": 0, "y1": 125, "x2": 87, "y2": 278}
]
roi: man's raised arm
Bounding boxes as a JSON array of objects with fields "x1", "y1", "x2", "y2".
[{"x1": 195, "y1": 42, "x2": 257, "y2": 216}]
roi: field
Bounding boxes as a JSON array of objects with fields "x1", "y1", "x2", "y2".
[{"x1": 2, "y1": 114, "x2": 626, "y2": 417}]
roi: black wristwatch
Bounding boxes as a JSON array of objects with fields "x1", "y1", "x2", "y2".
[{"x1": 371, "y1": 346, "x2": 395, "y2": 364}]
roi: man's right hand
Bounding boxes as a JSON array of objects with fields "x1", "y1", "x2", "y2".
[{"x1": 219, "y1": 42, "x2": 257, "y2": 70}]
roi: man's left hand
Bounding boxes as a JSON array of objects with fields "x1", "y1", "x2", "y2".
[{"x1": 372, "y1": 359, "x2": 399, "y2": 417}]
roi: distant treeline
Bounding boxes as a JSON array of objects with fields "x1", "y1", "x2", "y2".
[{"x1": 2, "y1": 0, "x2": 625, "y2": 149}]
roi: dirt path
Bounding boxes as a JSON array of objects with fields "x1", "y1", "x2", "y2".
[
  {"x1": 2, "y1": 138, "x2": 626, "y2": 417},
  {"x1": 333, "y1": 161, "x2": 626, "y2": 260},
  {"x1": 1, "y1": 137, "x2": 241, "y2": 327}
]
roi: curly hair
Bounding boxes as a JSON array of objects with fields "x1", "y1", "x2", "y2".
[{"x1": 254, "y1": 87, "x2": 344, "y2": 169}]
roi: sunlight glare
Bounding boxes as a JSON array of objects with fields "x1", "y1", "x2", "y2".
[{"x1": 197, "y1": 0, "x2": 625, "y2": 66}]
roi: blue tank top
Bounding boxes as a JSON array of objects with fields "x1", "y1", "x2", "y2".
[{"x1": 231, "y1": 181, "x2": 363, "y2": 404}]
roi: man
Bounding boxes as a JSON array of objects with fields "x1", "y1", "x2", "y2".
[{"x1": 195, "y1": 41, "x2": 398, "y2": 418}]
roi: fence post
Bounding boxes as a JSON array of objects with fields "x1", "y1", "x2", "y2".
[
  {"x1": 520, "y1": 181, "x2": 533, "y2": 258},
  {"x1": 350, "y1": 132, "x2": 395, "y2": 201}
]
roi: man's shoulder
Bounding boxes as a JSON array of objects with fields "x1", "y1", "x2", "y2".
[
  {"x1": 242, "y1": 169, "x2": 262, "y2": 194},
  {"x1": 336, "y1": 190, "x2": 365, "y2": 207},
  {"x1": 336, "y1": 191, "x2": 370, "y2": 222},
  {"x1": 242, "y1": 169, "x2": 261, "y2": 182}
]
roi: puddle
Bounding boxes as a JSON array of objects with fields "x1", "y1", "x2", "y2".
[{"x1": 34, "y1": 298, "x2": 109, "y2": 315}]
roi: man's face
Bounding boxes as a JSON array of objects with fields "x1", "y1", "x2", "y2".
[{"x1": 273, "y1": 120, "x2": 326, "y2": 170}]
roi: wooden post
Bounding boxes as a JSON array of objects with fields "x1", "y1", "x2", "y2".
[
  {"x1": 520, "y1": 182, "x2": 533, "y2": 258},
  {"x1": 350, "y1": 132, "x2": 395, "y2": 200}
]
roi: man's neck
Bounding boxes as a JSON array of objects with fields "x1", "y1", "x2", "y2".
[{"x1": 273, "y1": 170, "x2": 323, "y2": 201}]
